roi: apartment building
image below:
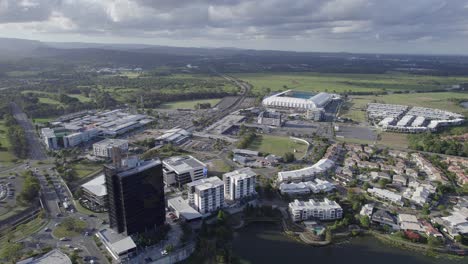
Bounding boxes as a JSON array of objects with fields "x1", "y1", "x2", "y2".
[
  {"x1": 223, "y1": 168, "x2": 257, "y2": 201},
  {"x1": 93, "y1": 138, "x2": 129, "y2": 158},
  {"x1": 163, "y1": 155, "x2": 207, "y2": 187},
  {"x1": 289, "y1": 198, "x2": 343, "y2": 222},
  {"x1": 187, "y1": 177, "x2": 224, "y2": 215}
]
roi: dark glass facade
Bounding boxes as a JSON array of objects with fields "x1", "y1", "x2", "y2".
[{"x1": 105, "y1": 160, "x2": 165, "y2": 235}]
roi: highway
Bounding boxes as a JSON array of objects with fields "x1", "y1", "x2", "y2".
[
  {"x1": 8, "y1": 102, "x2": 108, "y2": 263},
  {"x1": 10, "y1": 102, "x2": 48, "y2": 160}
]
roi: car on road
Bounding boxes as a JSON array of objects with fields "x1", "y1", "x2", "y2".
[
  {"x1": 44, "y1": 227, "x2": 51, "y2": 232},
  {"x1": 59, "y1": 237, "x2": 68, "y2": 241}
]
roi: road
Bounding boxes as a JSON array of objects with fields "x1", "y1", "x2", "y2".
[
  {"x1": 10, "y1": 102, "x2": 48, "y2": 160},
  {"x1": 8, "y1": 102, "x2": 108, "y2": 263},
  {"x1": 185, "y1": 74, "x2": 252, "y2": 132}
]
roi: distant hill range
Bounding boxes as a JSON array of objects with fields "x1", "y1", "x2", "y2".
[{"x1": 1, "y1": 37, "x2": 468, "y2": 75}]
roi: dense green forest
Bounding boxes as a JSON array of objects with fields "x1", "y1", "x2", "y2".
[
  {"x1": 408, "y1": 133, "x2": 468, "y2": 157},
  {"x1": 3, "y1": 112, "x2": 28, "y2": 159}
]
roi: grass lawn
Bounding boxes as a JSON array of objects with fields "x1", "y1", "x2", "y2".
[
  {"x1": 71, "y1": 162, "x2": 102, "y2": 178},
  {"x1": 159, "y1": 98, "x2": 222, "y2": 109},
  {"x1": 234, "y1": 72, "x2": 468, "y2": 94},
  {"x1": 67, "y1": 94, "x2": 93, "y2": 103},
  {"x1": 32, "y1": 117, "x2": 58, "y2": 124},
  {"x1": 247, "y1": 135, "x2": 308, "y2": 159},
  {"x1": 52, "y1": 219, "x2": 87, "y2": 238},
  {"x1": 340, "y1": 92, "x2": 468, "y2": 123},
  {"x1": 208, "y1": 159, "x2": 233, "y2": 175},
  {"x1": 118, "y1": 71, "x2": 141, "y2": 78},
  {"x1": 74, "y1": 200, "x2": 96, "y2": 215},
  {"x1": 377, "y1": 132, "x2": 409, "y2": 148},
  {"x1": 38, "y1": 97, "x2": 62, "y2": 105}
]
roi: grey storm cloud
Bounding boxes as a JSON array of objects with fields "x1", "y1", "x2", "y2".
[{"x1": 1, "y1": 0, "x2": 468, "y2": 43}]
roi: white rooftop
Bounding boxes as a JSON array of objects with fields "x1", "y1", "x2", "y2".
[
  {"x1": 81, "y1": 174, "x2": 107, "y2": 197},
  {"x1": 187, "y1": 176, "x2": 223, "y2": 191},
  {"x1": 223, "y1": 167, "x2": 256, "y2": 180},
  {"x1": 163, "y1": 155, "x2": 206, "y2": 174},
  {"x1": 167, "y1": 196, "x2": 202, "y2": 220},
  {"x1": 278, "y1": 158, "x2": 334, "y2": 182}
]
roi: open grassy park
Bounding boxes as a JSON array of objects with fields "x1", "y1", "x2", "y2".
[
  {"x1": 235, "y1": 72, "x2": 468, "y2": 94},
  {"x1": 52, "y1": 218, "x2": 87, "y2": 238},
  {"x1": 246, "y1": 135, "x2": 308, "y2": 159},
  {"x1": 70, "y1": 161, "x2": 102, "y2": 179},
  {"x1": 158, "y1": 98, "x2": 222, "y2": 109}
]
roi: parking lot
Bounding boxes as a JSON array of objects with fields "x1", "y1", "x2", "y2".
[
  {"x1": 0, "y1": 171, "x2": 25, "y2": 218},
  {"x1": 336, "y1": 125, "x2": 378, "y2": 141}
]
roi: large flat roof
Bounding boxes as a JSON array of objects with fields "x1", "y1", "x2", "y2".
[
  {"x1": 81, "y1": 174, "x2": 107, "y2": 197},
  {"x1": 98, "y1": 228, "x2": 137, "y2": 256},
  {"x1": 168, "y1": 196, "x2": 202, "y2": 220},
  {"x1": 187, "y1": 176, "x2": 223, "y2": 191},
  {"x1": 163, "y1": 155, "x2": 206, "y2": 174}
]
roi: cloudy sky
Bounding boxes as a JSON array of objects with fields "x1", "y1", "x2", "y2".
[{"x1": 1, "y1": 0, "x2": 468, "y2": 54}]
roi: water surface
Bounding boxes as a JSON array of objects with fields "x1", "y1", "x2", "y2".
[{"x1": 233, "y1": 223, "x2": 465, "y2": 264}]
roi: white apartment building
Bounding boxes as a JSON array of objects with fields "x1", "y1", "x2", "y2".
[
  {"x1": 93, "y1": 138, "x2": 129, "y2": 158},
  {"x1": 289, "y1": 198, "x2": 343, "y2": 222},
  {"x1": 163, "y1": 156, "x2": 207, "y2": 187},
  {"x1": 279, "y1": 179, "x2": 335, "y2": 195},
  {"x1": 187, "y1": 177, "x2": 224, "y2": 215},
  {"x1": 367, "y1": 187, "x2": 403, "y2": 206},
  {"x1": 223, "y1": 168, "x2": 256, "y2": 201},
  {"x1": 277, "y1": 158, "x2": 335, "y2": 183}
]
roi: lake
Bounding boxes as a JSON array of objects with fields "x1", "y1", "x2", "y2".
[{"x1": 233, "y1": 223, "x2": 465, "y2": 264}]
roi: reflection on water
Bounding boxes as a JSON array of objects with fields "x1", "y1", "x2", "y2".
[{"x1": 233, "y1": 223, "x2": 465, "y2": 264}]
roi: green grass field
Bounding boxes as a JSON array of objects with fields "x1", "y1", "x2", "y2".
[
  {"x1": 246, "y1": 135, "x2": 308, "y2": 159},
  {"x1": 71, "y1": 162, "x2": 102, "y2": 178},
  {"x1": 234, "y1": 72, "x2": 468, "y2": 94},
  {"x1": 208, "y1": 159, "x2": 233, "y2": 175},
  {"x1": 67, "y1": 94, "x2": 93, "y2": 102},
  {"x1": 32, "y1": 117, "x2": 58, "y2": 124},
  {"x1": 38, "y1": 97, "x2": 62, "y2": 105},
  {"x1": 340, "y1": 92, "x2": 468, "y2": 122},
  {"x1": 52, "y1": 219, "x2": 87, "y2": 238},
  {"x1": 158, "y1": 98, "x2": 222, "y2": 109}
]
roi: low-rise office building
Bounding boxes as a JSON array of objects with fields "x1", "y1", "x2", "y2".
[
  {"x1": 223, "y1": 168, "x2": 257, "y2": 201},
  {"x1": 257, "y1": 111, "x2": 283, "y2": 127},
  {"x1": 289, "y1": 198, "x2": 343, "y2": 222},
  {"x1": 96, "y1": 228, "x2": 137, "y2": 261},
  {"x1": 81, "y1": 174, "x2": 107, "y2": 208},
  {"x1": 156, "y1": 128, "x2": 191, "y2": 145},
  {"x1": 93, "y1": 138, "x2": 129, "y2": 158},
  {"x1": 187, "y1": 177, "x2": 224, "y2": 215},
  {"x1": 163, "y1": 155, "x2": 207, "y2": 187},
  {"x1": 167, "y1": 196, "x2": 203, "y2": 222}
]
